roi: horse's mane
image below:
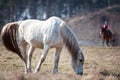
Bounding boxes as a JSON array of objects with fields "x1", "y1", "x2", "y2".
[
  {"x1": 1, "y1": 22, "x2": 22, "y2": 59},
  {"x1": 60, "y1": 23, "x2": 80, "y2": 60}
]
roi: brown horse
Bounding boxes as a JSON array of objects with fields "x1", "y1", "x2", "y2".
[{"x1": 100, "y1": 27, "x2": 113, "y2": 46}]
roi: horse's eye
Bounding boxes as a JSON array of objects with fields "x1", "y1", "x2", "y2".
[{"x1": 79, "y1": 59, "x2": 83, "y2": 62}]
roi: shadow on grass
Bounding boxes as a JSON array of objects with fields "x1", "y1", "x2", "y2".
[{"x1": 100, "y1": 70, "x2": 120, "y2": 79}]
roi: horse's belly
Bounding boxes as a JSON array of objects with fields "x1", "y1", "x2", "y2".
[
  {"x1": 50, "y1": 41, "x2": 63, "y2": 48},
  {"x1": 52, "y1": 44, "x2": 63, "y2": 48},
  {"x1": 32, "y1": 40, "x2": 63, "y2": 48},
  {"x1": 32, "y1": 40, "x2": 44, "y2": 48}
]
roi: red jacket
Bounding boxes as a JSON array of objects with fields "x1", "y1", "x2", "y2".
[{"x1": 103, "y1": 24, "x2": 110, "y2": 30}]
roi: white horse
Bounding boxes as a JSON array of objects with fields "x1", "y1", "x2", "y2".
[{"x1": 1, "y1": 16, "x2": 84, "y2": 75}]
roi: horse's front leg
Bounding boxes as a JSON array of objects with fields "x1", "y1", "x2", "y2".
[
  {"x1": 34, "y1": 45, "x2": 50, "y2": 73},
  {"x1": 27, "y1": 45, "x2": 35, "y2": 73},
  {"x1": 53, "y1": 47, "x2": 62, "y2": 74},
  {"x1": 102, "y1": 39, "x2": 105, "y2": 46}
]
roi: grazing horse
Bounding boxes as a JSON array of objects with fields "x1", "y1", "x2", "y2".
[
  {"x1": 100, "y1": 27, "x2": 113, "y2": 46},
  {"x1": 1, "y1": 16, "x2": 84, "y2": 75}
]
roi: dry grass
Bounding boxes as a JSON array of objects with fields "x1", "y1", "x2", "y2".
[{"x1": 0, "y1": 46, "x2": 120, "y2": 80}]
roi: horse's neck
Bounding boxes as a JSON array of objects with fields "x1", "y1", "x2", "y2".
[{"x1": 102, "y1": 28, "x2": 107, "y2": 33}]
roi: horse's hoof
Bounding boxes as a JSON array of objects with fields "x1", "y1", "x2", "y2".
[
  {"x1": 34, "y1": 69, "x2": 39, "y2": 73},
  {"x1": 34, "y1": 71, "x2": 39, "y2": 73},
  {"x1": 53, "y1": 70, "x2": 58, "y2": 74},
  {"x1": 26, "y1": 69, "x2": 32, "y2": 73}
]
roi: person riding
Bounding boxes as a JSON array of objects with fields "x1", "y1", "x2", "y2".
[
  {"x1": 103, "y1": 21, "x2": 110, "y2": 30},
  {"x1": 102, "y1": 21, "x2": 112, "y2": 36}
]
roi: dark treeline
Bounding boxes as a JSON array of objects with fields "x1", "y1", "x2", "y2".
[{"x1": 0, "y1": 0, "x2": 120, "y2": 27}]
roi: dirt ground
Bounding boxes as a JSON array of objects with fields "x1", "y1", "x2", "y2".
[{"x1": 0, "y1": 45, "x2": 120, "y2": 80}]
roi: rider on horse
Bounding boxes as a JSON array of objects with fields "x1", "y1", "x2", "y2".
[
  {"x1": 101, "y1": 21, "x2": 113, "y2": 46},
  {"x1": 102, "y1": 21, "x2": 112, "y2": 35},
  {"x1": 103, "y1": 21, "x2": 110, "y2": 30}
]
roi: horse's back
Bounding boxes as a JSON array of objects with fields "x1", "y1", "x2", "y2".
[
  {"x1": 19, "y1": 17, "x2": 64, "y2": 48},
  {"x1": 20, "y1": 17, "x2": 64, "y2": 31}
]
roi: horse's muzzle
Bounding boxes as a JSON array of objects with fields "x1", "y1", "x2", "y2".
[{"x1": 77, "y1": 72, "x2": 83, "y2": 75}]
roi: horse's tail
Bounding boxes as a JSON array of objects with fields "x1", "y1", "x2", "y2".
[
  {"x1": 60, "y1": 22, "x2": 79, "y2": 59},
  {"x1": 1, "y1": 22, "x2": 23, "y2": 59}
]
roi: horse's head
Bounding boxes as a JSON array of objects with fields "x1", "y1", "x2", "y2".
[{"x1": 71, "y1": 49, "x2": 84, "y2": 75}]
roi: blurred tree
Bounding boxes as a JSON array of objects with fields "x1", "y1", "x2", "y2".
[
  {"x1": 29, "y1": 0, "x2": 38, "y2": 19},
  {"x1": 0, "y1": 0, "x2": 120, "y2": 30},
  {"x1": 10, "y1": 0, "x2": 14, "y2": 22}
]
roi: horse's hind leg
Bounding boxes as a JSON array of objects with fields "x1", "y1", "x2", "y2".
[
  {"x1": 18, "y1": 39, "x2": 28, "y2": 73},
  {"x1": 27, "y1": 45, "x2": 35, "y2": 73},
  {"x1": 53, "y1": 47, "x2": 62, "y2": 74},
  {"x1": 106, "y1": 39, "x2": 110, "y2": 46},
  {"x1": 109, "y1": 38, "x2": 113, "y2": 46},
  {"x1": 34, "y1": 44, "x2": 50, "y2": 73}
]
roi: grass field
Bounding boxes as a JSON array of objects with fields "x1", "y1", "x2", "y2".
[{"x1": 0, "y1": 46, "x2": 120, "y2": 80}]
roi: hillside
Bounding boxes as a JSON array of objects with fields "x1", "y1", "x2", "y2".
[{"x1": 67, "y1": 5, "x2": 120, "y2": 46}]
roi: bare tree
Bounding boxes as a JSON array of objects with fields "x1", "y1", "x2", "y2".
[{"x1": 10, "y1": 0, "x2": 14, "y2": 22}]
